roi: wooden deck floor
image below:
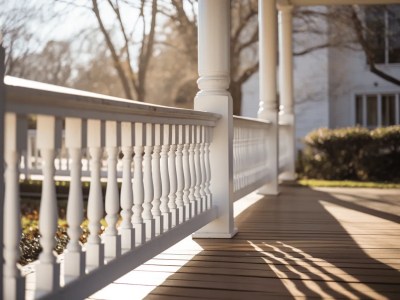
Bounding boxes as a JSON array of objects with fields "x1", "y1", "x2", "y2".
[{"x1": 90, "y1": 186, "x2": 400, "y2": 300}]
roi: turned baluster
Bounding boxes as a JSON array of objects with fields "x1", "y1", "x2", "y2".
[
  {"x1": 168, "y1": 124, "x2": 179, "y2": 227},
  {"x1": 160, "y1": 124, "x2": 171, "y2": 231},
  {"x1": 205, "y1": 127, "x2": 212, "y2": 208},
  {"x1": 188, "y1": 125, "x2": 197, "y2": 216},
  {"x1": 132, "y1": 123, "x2": 145, "y2": 245},
  {"x1": 120, "y1": 122, "x2": 135, "y2": 252},
  {"x1": 64, "y1": 118, "x2": 85, "y2": 281},
  {"x1": 86, "y1": 119, "x2": 105, "y2": 270},
  {"x1": 3, "y1": 113, "x2": 25, "y2": 300},
  {"x1": 35, "y1": 115, "x2": 61, "y2": 295},
  {"x1": 151, "y1": 124, "x2": 163, "y2": 235},
  {"x1": 143, "y1": 123, "x2": 155, "y2": 240},
  {"x1": 199, "y1": 126, "x2": 207, "y2": 211},
  {"x1": 182, "y1": 125, "x2": 192, "y2": 220},
  {"x1": 103, "y1": 121, "x2": 121, "y2": 260},
  {"x1": 194, "y1": 125, "x2": 202, "y2": 213},
  {"x1": 175, "y1": 124, "x2": 185, "y2": 224}
]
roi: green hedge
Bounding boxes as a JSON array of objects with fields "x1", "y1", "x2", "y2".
[{"x1": 299, "y1": 126, "x2": 400, "y2": 182}]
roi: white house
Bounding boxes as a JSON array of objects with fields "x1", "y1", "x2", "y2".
[{"x1": 242, "y1": 4, "x2": 400, "y2": 149}]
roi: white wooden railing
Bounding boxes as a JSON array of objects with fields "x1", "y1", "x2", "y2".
[
  {"x1": 233, "y1": 116, "x2": 271, "y2": 201},
  {"x1": 278, "y1": 114, "x2": 296, "y2": 181},
  {"x1": 1, "y1": 73, "x2": 276, "y2": 300},
  {"x1": 2, "y1": 76, "x2": 223, "y2": 300}
]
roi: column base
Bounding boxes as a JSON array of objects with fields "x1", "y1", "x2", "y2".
[{"x1": 192, "y1": 227, "x2": 238, "y2": 239}]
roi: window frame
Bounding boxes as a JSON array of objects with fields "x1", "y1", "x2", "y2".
[{"x1": 352, "y1": 91, "x2": 400, "y2": 128}]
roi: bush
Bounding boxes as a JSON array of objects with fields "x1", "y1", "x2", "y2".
[{"x1": 299, "y1": 126, "x2": 400, "y2": 182}]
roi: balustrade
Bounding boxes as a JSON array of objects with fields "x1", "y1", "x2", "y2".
[{"x1": 2, "y1": 76, "x2": 225, "y2": 299}]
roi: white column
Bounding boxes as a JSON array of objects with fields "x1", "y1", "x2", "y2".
[
  {"x1": 278, "y1": 3, "x2": 296, "y2": 181},
  {"x1": 193, "y1": 0, "x2": 237, "y2": 238},
  {"x1": 257, "y1": 0, "x2": 279, "y2": 195}
]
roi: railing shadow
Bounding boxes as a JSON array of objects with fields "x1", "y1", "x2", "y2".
[{"x1": 143, "y1": 186, "x2": 400, "y2": 299}]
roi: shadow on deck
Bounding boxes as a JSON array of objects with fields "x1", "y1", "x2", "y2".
[{"x1": 90, "y1": 186, "x2": 400, "y2": 299}]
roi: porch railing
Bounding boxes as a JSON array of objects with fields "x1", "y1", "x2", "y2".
[
  {"x1": 233, "y1": 116, "x2": 271, "y2": 201},
  {"x1": 2, "y1": 76, "x2": 273, "y2": 300}
]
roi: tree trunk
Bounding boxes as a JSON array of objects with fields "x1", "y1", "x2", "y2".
[{"x1": 229, "y1": 81, "x2": 242, "y2": 116}]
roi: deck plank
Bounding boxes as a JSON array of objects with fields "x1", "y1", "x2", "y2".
[{"x1": 89, "y1": 186, "x2": 400, "y2": 299}]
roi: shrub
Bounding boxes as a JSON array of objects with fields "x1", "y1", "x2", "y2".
[{"x1": 299, "y1": 126, "x2": 400, "y2": 182}]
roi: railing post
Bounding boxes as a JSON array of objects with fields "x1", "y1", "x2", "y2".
[
  {"x1": 193, "y1": 0, "x2": 237, "y2": 238},
  {"x1": 278, "y1": 2, "x2": 297, "y2": 181},
  {"x1": 257, "y1": 0, "x2": 279, "y2": 195}
]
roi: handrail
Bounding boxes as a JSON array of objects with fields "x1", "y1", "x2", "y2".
[{"x1": 5, "y1": 76, "x2": 220, "y2": 126}]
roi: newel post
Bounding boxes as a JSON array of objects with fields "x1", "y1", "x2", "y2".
[
  {"x1": 192, "y1": 0, "x2": 237, "y2": 238},
  {"x1": 278, "y1": 2, "x2": 296, "y2": 181},
  {"x1": 257, "y1": 0, "x2": 279, "y2": 195}
]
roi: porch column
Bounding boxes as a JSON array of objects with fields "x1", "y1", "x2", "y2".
[
  {"x1": 193, "y1": 0, "x2": 237, "y2": 238},
  {"x1": 278, "y1": 3, "x2": 297, "y2": 181},
  {"x1": 257, "y1": 0, "x2": 279, "y2": 195}
]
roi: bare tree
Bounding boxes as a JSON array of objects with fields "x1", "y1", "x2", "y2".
[{"x1": 91, "y1": 0, "x2": 158, "y2": 101}]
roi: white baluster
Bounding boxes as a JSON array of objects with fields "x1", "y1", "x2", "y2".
[
  {"x1": 35, "y1": 115, "x2": 60, "y2": 295},
  {"x1": 151, "y1": 124, "x2": 163, "y2": 235},
  {"x1": 199, "y1": 126, "x2": 207, "y2": 211},
  {"x1": 175, "y1": 124, "x2": 185, "y2": 224},
  {"x1": 194, "y1": 125, "x2": 202, "y2": 214},
  {"x1": 188, "y1": 125, "x2": 197, "y2": 216},
  {"x1": 182, "y1": 125, "x2": 192, "y2": 220},
  {"x1": 120, "y1": 122, "x2": 135, "y2": 252},
  {"x1": 143, "y1": 123, "x2": 155, "y2": 240},
  {"x1": 64, "y1": 118, "x2": 85, "y2": 281},
  {"x1": 86, "y1": 119, "x2": 105, "y2": 270},
  {"x1": 3, "y1": 113, "x2": 25, "y2": 300},
  {"x1": 168, "y1": 125, "x2": 178, "y2": 227},
  {"x1": 160, "y1": 124, "x2": 171, "y2": 231},
  {"x1": 132, "y1": 123, "x2": 145, "y2": 245},
  {"x1": 205, "y1": 127, "x2": 212, "y2": 208},
  {"x1": 103, "y1": 121, "x2": 121, "y2": 260}
]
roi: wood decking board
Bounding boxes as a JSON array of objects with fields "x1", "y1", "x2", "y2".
[
  {"x1": 148, "y1": 187, "x2": 400, "y2": 299},
  {"x1": 89, "y1": 186, "x2": 400, "y2": 299}
]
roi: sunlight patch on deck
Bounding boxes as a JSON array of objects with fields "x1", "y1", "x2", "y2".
[{"x1": 89, "y1": 192, "x2": 262, "y2": 299}]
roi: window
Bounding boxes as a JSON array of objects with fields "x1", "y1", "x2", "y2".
[
  {"x1": 355, "y1": 93, "x2": 400, "y2": 128},
  {"x1": 365, "y1": 5, "x2": 400, "y2": 64}
]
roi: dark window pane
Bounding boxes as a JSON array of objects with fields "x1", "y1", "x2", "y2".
[
  {"x1": 366, "y1": 6, "x2": 386, "y2": 64},
  {"x1": 381, "y1": 94, "x2": 396, "y2": 126},
  {"x1": 388, "y1": 5, "x2": 400, "y2": 63},
  {"x1": 355, "y1": 95, "x2": 363, "y2": 126},
  {"x1": 366, "y1": 95, "x2": 378, "y2": 127}
]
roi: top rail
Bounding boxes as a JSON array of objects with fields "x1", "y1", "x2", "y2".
[
  {"x1": 5, "y1": 76, "x2": 220, "y2": 127},
  {"x1": 233, "y1": 115, "x2": 272, "y2": 127}
]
